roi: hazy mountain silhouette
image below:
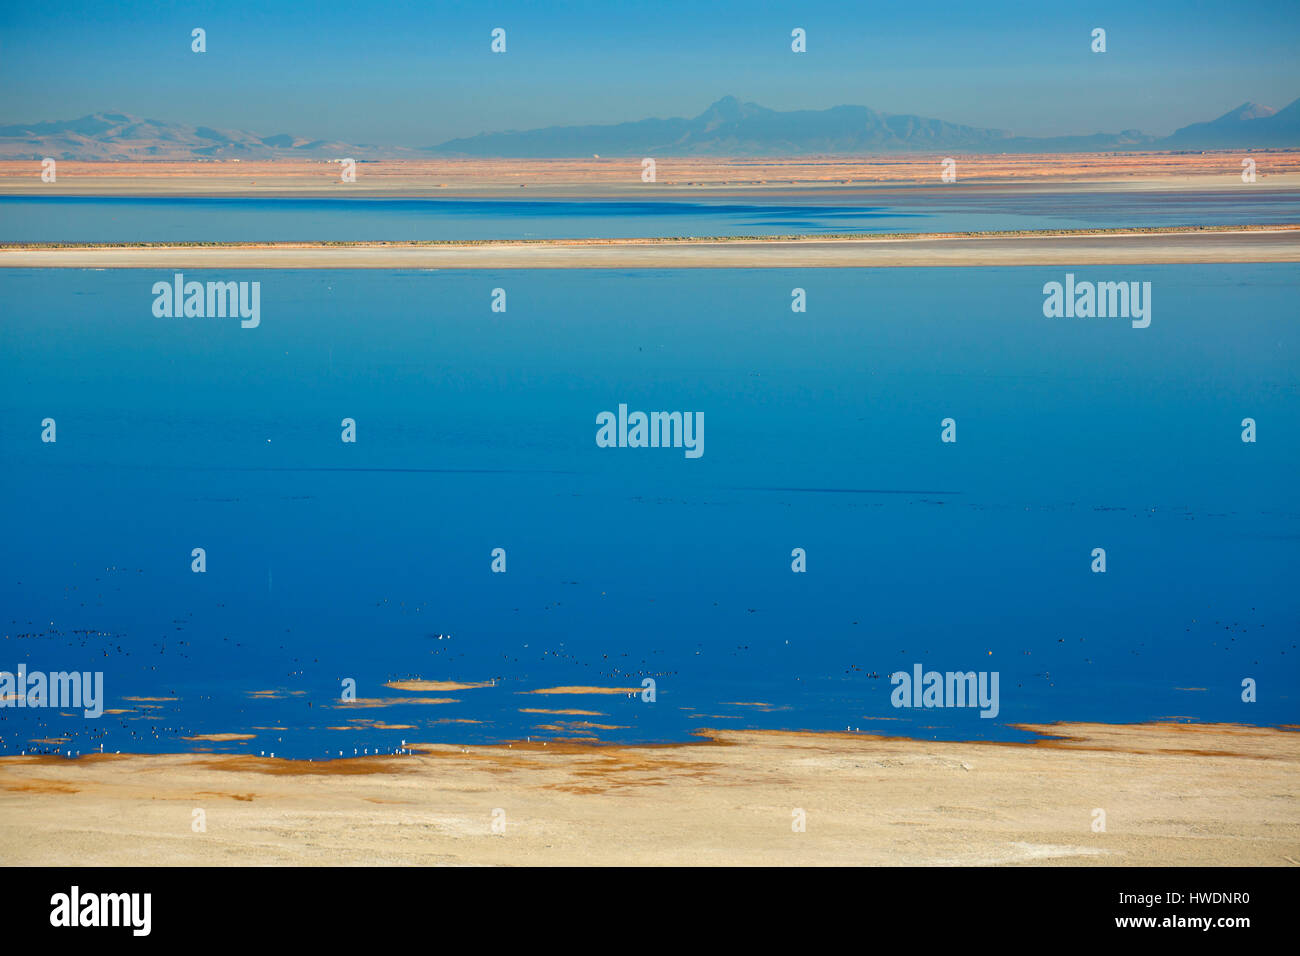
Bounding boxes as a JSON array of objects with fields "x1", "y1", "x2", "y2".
[
  {"x1": 428, "y1": 95, "x2": 1298, "y2": 155},
  {"x1": 3, "y1": 96, "x2": 1296, "y2": 160},
  {"x1": 0, "y1": 112, "x2": 373, "y2": 161},
  {"x1": 1163, "y1": 99, "x2": 1300, "y2": 148},
  {"x1": 430, "y1": 96, "x2": 1019, "y2": 156}
]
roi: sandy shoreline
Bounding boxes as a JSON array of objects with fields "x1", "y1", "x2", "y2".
[
  {"x1": 1, "y1": 722, "x2": 1296, "y2": 866},
  {"x1": 3, "y1": 227, "x2": 1297, "y2": 269}
]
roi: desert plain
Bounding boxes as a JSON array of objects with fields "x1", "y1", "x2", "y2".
[
  {"x1": 1, "y1": 722, "x2": 1297, "y2": 866},
  {"x1": 3, "y1": 151, "x2": 1299, "y2": 197}
]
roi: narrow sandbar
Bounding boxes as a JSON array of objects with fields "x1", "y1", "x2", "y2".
[{"x1": 3, "y1": 226, "x2": 1297, "y2": 269}]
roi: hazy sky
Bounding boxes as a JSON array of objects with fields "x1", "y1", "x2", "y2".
[{"x1": 2, "y1": 0, "x2": 1297, "y2": 143}]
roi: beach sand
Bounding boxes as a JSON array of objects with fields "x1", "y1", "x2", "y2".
[
  {"x1": 1, "y1": 722, "x2": 1296, "y2": 866},
  {"x1": 3, "y1": 227, "x2": 1298, "y2": 269}
]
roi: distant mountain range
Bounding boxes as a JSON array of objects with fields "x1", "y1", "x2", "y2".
[
  {"x1": 3, "y1": 96, "x2": 1297, "y2": 160},
  {"x1": 1161, "y1": 100, "x2": 1300, "y2": 148},
  {"x1": 0, "y1": 113, "x2": 371, "y2": 161}
]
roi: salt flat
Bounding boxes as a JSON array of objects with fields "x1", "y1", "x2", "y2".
[{"x1": 1, "y1": 723, "x2": 1295, "y2": 866}]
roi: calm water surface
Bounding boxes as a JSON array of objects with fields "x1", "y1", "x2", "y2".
[
  {"x1": 2, "y1": 190, "x2": 1298, "y2": 242},
  {"x1": 1, "y1": 265, "x2": 1296, "y2": 757}
]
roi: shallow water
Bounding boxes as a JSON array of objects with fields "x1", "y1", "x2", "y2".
[
  {"x1": 1, "y1": 265, "x2": 1296, "y2": 758},
  {"x1": 2, "y1": 189, "x2": 1297, "y2": 243}
]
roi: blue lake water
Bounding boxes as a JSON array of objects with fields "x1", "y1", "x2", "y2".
[
  {"x1": 1, "y1": 265, "x2": 1296, "y2": 758},
  {"x1": 1, "y1": 190, "x2": 1298, "y2": 242}
]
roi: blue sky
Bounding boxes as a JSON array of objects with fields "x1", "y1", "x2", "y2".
[{"x1": 2, "y1": 0, "x2": 1297, "y2": 143}]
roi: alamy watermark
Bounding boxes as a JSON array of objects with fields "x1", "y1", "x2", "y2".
[
  {"x1": 891, "y1": 664, "x2": 999, "y2": 718},
  {"x1": 152, "y1": 273, "x2": 260, "y2": 328},
  {"x1": 0, "y1": 665, "x2": 104, "y2": 718},
  {"x1": 596, "y1": 404, "x2": 703, "y2": 458},
  {"x1": 1042, "y1": 274, "x2": 1151, "y2": 328},
  {"x1": 50, "y1": 887, "x2": 150, "y2": 936}
]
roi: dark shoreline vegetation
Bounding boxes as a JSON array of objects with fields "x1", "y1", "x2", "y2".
[{"x1": 4, "y1": 222, "x2": 1298, "y2": 249}]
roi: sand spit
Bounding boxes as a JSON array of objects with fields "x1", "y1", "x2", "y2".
[
  {"x1": 2, "y1": 226, "x2": 1298, "y2": 270},
  {"x1": 519, "y1": 686, "x2": 642, "y2": 696},
  {"x1": 0, "y1": 722, "x2": 1295, "y2": 866},
  {"x1": 383, "y1": 680, "x2": 494, "y2": 692}
]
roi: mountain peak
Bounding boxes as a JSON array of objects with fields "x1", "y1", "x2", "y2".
[
  {"x1": 1165, "y1": 97, "x2": 1294, "y2": 146},
  {"x1": 1218, "y1": 101, "x2": 1277, "y2": 122},
  {"x1": 698, "y1": 95, "x2": 762, "y2": 121}
]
